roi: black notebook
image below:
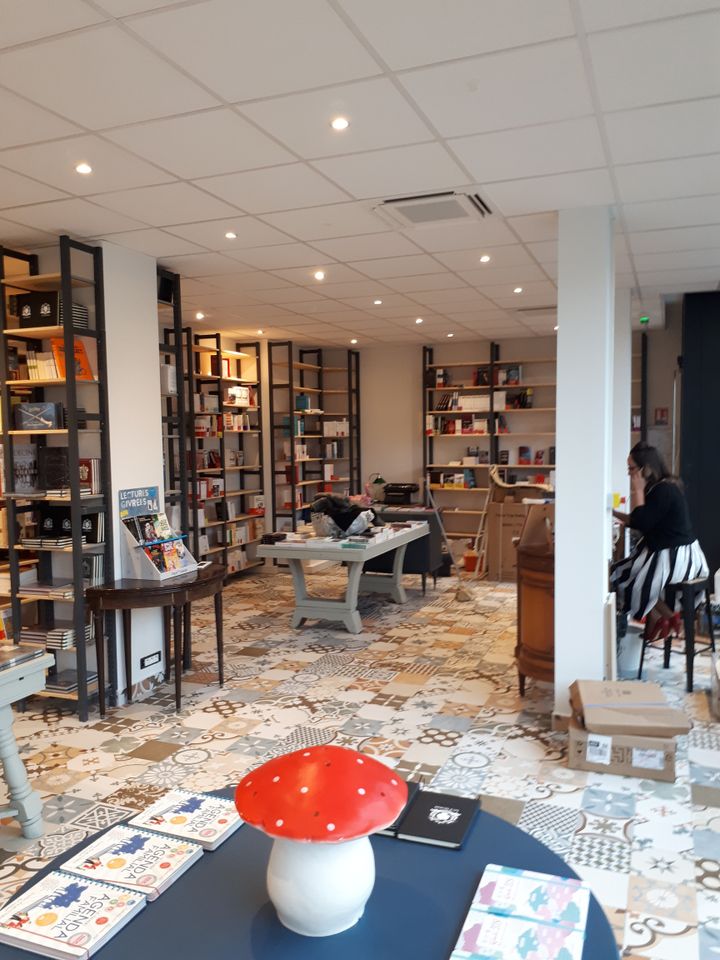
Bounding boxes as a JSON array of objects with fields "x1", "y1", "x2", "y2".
[
  {"x1": 396, "y1": 790, "x2": 479, "y2": 849},
  {"x1": 377, "y1": 780, "x2": 421, "y2": 837}
]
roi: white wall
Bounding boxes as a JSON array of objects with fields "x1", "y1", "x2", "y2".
[
  {"x1": 101, "y1": 241, "x2": 165, "y2": 698},
  {"x1": 360, "y1": 344, "x2": 424, "y2": 488}
]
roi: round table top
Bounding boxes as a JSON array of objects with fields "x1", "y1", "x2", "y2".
[
  {"x1": 85, "y1": 562, "x2": 226, "y2": 604},
  {"x1": 0, "y1": 804, "x2": 618, "y2": 960}
]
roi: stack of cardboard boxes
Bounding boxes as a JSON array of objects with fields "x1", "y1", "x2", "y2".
[{"x1": 568, "y1": 680, "x2": 691, "y2": 782}]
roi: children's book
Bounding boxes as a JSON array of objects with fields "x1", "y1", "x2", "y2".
[
  {"x1": 128, "y1": 790, "x2": 242, "y2": 851},
  {"x1": 60, "y1": 825, "x2": 203, "y2": 901},
  {"x1": 450, "y1": 864, "x2": 590, "y2": 960},
  {"x1": 0, "y1": 871, "x2": 145, "y2": 958},
  {"x1": 50, "y1": 338, "x2": 94, "y2": 381}
]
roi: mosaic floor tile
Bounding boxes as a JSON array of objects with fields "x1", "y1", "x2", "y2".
[
  {"x1": 623, "y1": 912, "x2": 698, "y2": 960},
  {"x1": 583, "y1": 786, "x2": 638, "y2": 819},
  {"x1": 570, "y1": 833, "x2": 632, "y2": 872},
  {"x1": 517, "y1": 800, "x2": 581, "y2": 856},
  {"x1": 628, "y1": 875, "x2": 697, "y2": 923}
]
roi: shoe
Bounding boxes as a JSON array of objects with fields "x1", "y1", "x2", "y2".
[{"x1": 644, "y1": 618, "x2": 671, "y2": 644}]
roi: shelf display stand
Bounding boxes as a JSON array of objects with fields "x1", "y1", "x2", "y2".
[{"x1": 0, "y1": 236, "x2": 114, "y2": 721}]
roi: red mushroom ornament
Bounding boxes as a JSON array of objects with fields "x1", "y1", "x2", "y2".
[{"x1": 235, "y1": 745, "x2": 407, "y2": 937}]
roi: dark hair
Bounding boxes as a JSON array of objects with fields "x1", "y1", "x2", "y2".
[{"x1": 629, "y1": 442, "x2": 675, "y2": 486}]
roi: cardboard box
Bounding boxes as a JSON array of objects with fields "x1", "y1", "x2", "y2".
[
  {"x1": 569, "y1": 680, "x2": 691, "y2": 738},
  {"x1": 568, "y1": 717, "x2": 676, "y2": 782},
  {"x1": 486, "y1": 501, "x2": 528, "y2": 581}
]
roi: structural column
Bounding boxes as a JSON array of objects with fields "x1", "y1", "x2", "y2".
[
  {"x1": 612, "y1": 288, "x2": 632, "y2": 525},
  {"x1": 554, "y1": 208, "x2": 615, "y2": 717}
]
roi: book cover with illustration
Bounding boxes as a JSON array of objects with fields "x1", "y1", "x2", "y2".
[
  {"x1": 50, "y1": 338, "x2": 94, "y2": 381},
  {"x1": 128, "y1": 789, "x2": 242, "y2": 851},
  {"x1": 0, "y1": 870, "x2": 145, "y2": 958},
  {"x1": 61, "y1": 825, "x2": 202, "y2": 901}
]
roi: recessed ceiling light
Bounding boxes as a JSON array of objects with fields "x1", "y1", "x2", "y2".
[
  {"x1": 75, "y1": 162, "x2": 92, "y2": 175},
  {"x1": 331, "y1": 117, "x2": 350, "y2": 131},
  {"x1": 225, "y1": 231, "x2": 237, "y2": 239},
  {"x1": 350, "y1": 338, "x2": 358, "y2": 344},
  {"x1": 195, "y1": 312, "x2": 205, "y2": 320},
  {"x1": 373, "y1": 299, "x2": 383, "y2": 305},
  {"x1": 479, "y1": 255, "x2": 491, "y2": 263},
  {"x1": 554, "y1": 325, "x2": 559, "y2": 331},
  {"x1": 313, "y1": 270, "x2": 326, "y2": 281},
  {"x1": 447, "y1": 333, "x2": 454, "y2": 338},
  {"x1": 513, "y1": 286, "x2": 523, "y2": 294},
  {"x1": 257, "y1": 329, "x2": 264, "y2": 335},
  {"x1": 415, "y1": 318, "x2": 424, "y2": 325}
]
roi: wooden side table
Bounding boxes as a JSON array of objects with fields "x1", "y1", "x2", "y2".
[{"x1": 86, "y1": 563, "x2": 226, "y2": 716}]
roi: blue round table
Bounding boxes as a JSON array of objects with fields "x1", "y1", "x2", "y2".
[{"x1": 0, "y1": 807, "x2": 618, "y2": 959}]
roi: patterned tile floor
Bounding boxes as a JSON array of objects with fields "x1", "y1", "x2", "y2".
[{"x1": 1, "y1": 569, "x2": 719, "y2": 959}]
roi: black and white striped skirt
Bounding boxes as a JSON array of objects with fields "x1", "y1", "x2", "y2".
[{"x1": 610, "y1": 540, "x2": 709, "y2": 620}]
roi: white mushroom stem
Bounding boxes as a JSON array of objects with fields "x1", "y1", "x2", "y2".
[{"x1": 267, "y1": 835, "x2": 375, "y2": 937}]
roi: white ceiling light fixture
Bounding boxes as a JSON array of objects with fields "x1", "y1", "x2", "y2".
[
  {"x1": 415, "y1": 318, "x2": 423, "y2": 325},
  {"x1": 479, "y1": 255, "x2": 491, "y2": 263},
  {"x1": 75, "y1": 162, "x2": 92, "y2": 175},
  {"x1": 373, "y1": 299, "x2": 383, "y2": 305},
  {"x1": 313, "y1": 270, "x2": 326, "y2": 281},
  {"x1": 257, "y1": 329, "x2": 264, "y2": 335},
  {"x1": 447, "y1": 333, "x2": 454, "y2": 338},
  {"x1": 350, "y1": 338, "x2": 358, "y2": 344},
  {"x1": 225, "y1": 231, "x2": 237, "y2": 239},
  {"x1": 330, "y1": 116, "x2": 350, "y2": 131},
  {"x1": 554, "y1": 325, "x2": 559, "y2": 331},
  {"x1": 513, "y1": 287, "x2": 523, "y2": 294},
  {"x1": 195, "y1": 311, "x2": 205, "y2": 320}
]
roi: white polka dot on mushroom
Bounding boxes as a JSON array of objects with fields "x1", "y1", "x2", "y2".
[
  {"x1": 357, "y1": 788, "x2": 366, "y2": 795},
  {"x1": 303, "y1": 752, "x2": 310, "y2": 757},
  {"x1": 391, "y1": 779, "x2": 397, "y2": 785},
  {"x1": 327, "y1": 823, "x2": 335, "y2": 832},
  {"x1": 356, "y1": 758, "x2": 364, "y2": 765},
  {"x1": 276, "y1": 819, "x2": 284, "y2": 827},
  {"x1": 272, "y1": 776, "x2": 280, "y2": 783},
  {"x1": 300, "y1": 786, "x2": 308, "y2": 794}
]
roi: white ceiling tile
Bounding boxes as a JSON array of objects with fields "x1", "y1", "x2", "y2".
[
  {"x1": 0, "y1": 135, "x2": 174, "y2": 196},
  {"x1": 588, "y1": 13, "x2": 720, "y2": 111},
  {"x1": 0, "y1": 167, "x2": 66, "y2": 207},
  {"x1": 251, "y1": 288, "x2": 330, "y2": 305},
  {"x1": 506, "y1": 213, "x2": 558, "y2": 242},
  {"x1": 270, "y1": 264, "x2": 365, "y2": 285},
  {"x1": 605, "y1": 98, "x2": 720, "y2": 164},
  {"x1": 231, "y1": 243, "x2": 331, "y2": 270},
  {"x1": 166, "y1": 217, "x2": 291, "y2": 250},
  {"x1": 0, "y1": 88, "x2": 80, "y2": 149},
  {"x1": 337, "y1": 0, "x2": 574, "y2": 70},
  {"x1": 157, "y1": 252, "x2": 250, "y2": 277},
  {"x1": 1, "y1": 197, "x2": 147, "y2": 235},
  {"x1": 93, "y1": 0, "x2": 204, "y2": 17},
  {"x1": 0, "y1": 24, "x2": 217, "y2": 128},
  {"x1": 409, "y1": 288, "x2": 495, "y2": 306},
  {"x1": 526, "y1": 241, "x2": 559, "y2": 264},
  {"x1": 409, "y1": 219, "x2": 518, "y2": 252},
  {"x1": 311, "y1": 232, "x2": 422, "y2": 261},
  {"x1": 636, "y1": 267, "x2": 720, "y2": 286},
  {"x1": 445, "y1": 309, "x2": 513, "y2": 323},
  {"x1": 129, "y1": 0, "x2": 380, "y2": 101},
  {"x1": 435, "y1": 244, "x2": 538, "y2": 272},
  {"x1": 0, "y1": 0, "x2": 106, "y2": 48},
  {"x1": 460, "y1": 264, "x2": 547, "y2": 286},
  {"x1": 102, "y1": 229, "x2": 205, "y2": 258},
  {"x1": 482, "y1": 169, "x2": 614, "y2": 217},
  {"x1": 623, "y1": 194, "x2": 720, "y2": 231},
  {"x1": 106, "y1": 109, "x2": 294, "y2": 180},
  {"x1": 180, "y1": 291, "x2": 263, "y2": 309},
  {"x1": 312, "y1": 143, "x2": 469, "y2": 200},
  {"x1": 313, "y1": 280, "x2": 393, "y2": 298},
  {"x1": 348, "y1": 254, "x2": 445, "y2": 279},
  {"x1": 615, "y1": 155, "x2": 720, "y2": 204},
  {"x1": 634, "y1": 248, "x2": 720, "y2": 271},
  {"x1": 579, "y1": 0, "x2": 719, "y2": 31},
  {"x1": 208, "y1": 272, "x2": 294, "y2": 291},
  {"x1": 384, "y1": 273, "x2": 469, "y2": 293},
  {"x1": 197, "y1": 164, "x2": 349, "y2": 214},
  {"x1": 0, "y1": 216, "x2": 56, "y2": 247},
  {"x1": 92, "y1": 183, "x2": 240, "y2": 227},
  {"x1": 628, "y1": 224, "x2": 720, "y2": 254},
  {"x1": 449, "y1": 117, "x2": 605, "y2": 183},
  {"x1": 260, "y1": 203, "x2": 391, "y2": 240},
  {"x1": 240, "y1": 78, "x2": 433, "y2": 159},
  {"x1": 338, "y1": 294, "x2": 419, "y2": 313},
  {"x1": 281, "y1": 300, "x2": 348, "y2": 314},
  {"x1": 399, "y1": 40, "x2": 593, "y2": 138}
]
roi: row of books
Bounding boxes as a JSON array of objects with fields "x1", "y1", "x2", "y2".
[
  {"x1": 434, "y1": 364, "x2": 523, "y2": 387},
  {"x1": 23, "y1": 339, "x2": 94, "y2": 381},
  {"x1": 21, "y1": 620, "x2": 93, "y2": 650},
  {"x1": 426, "y1": 415, "x2": 490, "y2": 436},
  {"x1": 9, "y1": 292, "x2": 89, "y2": 328},
  {"x1": 46, "y1": 668, "x2": 98, "y2": 693},
  {"x1": 0, "y1": 790, "x2": 241, "y2": 959}
]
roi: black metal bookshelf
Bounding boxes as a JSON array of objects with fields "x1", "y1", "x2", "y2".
[
  {"x1": 0, "y1": 236, "x2": 114, "y2": 721},
  {"x1": 189, "y1": 333, "x2": 264, "y2": 575}
]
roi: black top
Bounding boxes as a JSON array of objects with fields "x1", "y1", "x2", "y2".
[{"x1": 629, "y1": 479, "x2": 695, "y2": 550}]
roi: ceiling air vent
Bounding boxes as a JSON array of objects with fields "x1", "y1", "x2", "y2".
[
  {"x1": 515, "y1": 307, "x2": 557, "y2": 317},
  {"x1": 373, "y1": 191, "x2": 492, "y2": 229}
]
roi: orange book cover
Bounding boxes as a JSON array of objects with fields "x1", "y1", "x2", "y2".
[{"x1": 50, "y1": 338, "x2": 94, "y2": 380}]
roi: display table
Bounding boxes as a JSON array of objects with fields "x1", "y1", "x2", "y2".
[
  {"x1": 85, "y1": 563, "x2": 226, "y2": 715},
  {"x1": 0, "y1": 653, "x2": 54, "y2": 839},
  {"x1": 0, "y1": 805, "x2": 618, "y2": 959},
  {"x1": 257, "y1": 523, "x2": 428, "y2": 633}
]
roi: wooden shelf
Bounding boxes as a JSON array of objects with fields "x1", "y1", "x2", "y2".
[
  {"x1": 428, "y1": 463, "x2": 490, "y2": 469},
  {"x1": 36, "y1": 681, "x2": 99, "y2": 702},
  {"x1": 427, "y1": 361, "x2": 488, "y2": 369},
  {"x1": 427, "y1": 385, "x2": 490, "y2": 391},
  {"x1": 447, "y1": 531, "x2": 482, "y2": 539},
  {"x1": 8, "y1": 378, "x2": 98, "y2": 388},
  {"x1": 2, "y1": 273, "x2": 93, "y2": 292},
  {"x1": 4, "y1": 325, "x2": 95, "y2": 340},
  {"x1": 500, "y1": 407, "x2": 555, "y2": 413},
  {"x1": 323, "y1": 366, "x2": 348, "y2": 373},
  {"x1": 205, "y1": 545, "x2": 226, "y2": 555},
  {"x1": 273, "y1": 383, "x2": 322, "y2": 394},
  {"x1": 497, "y1": 432, "x2": 555, "y2": 437},
  {"x1": 506, "y1": 382, "x2": 556, "y2": 388},
  {"x1": 430, "y1": 410, "x2": 491, "y2": 416},
  {"x1": 441, "y1": 509, "x2": 486, "y2": 516},
  {"x1": 8, "y1": 429, "x2": 68, "y2": 436},
  {"x1": 14, "y1": 544, "x2": 104, "y2": 554},
  {"x1": 429, "y1": 433, "x2": 490, "y2": 439},
  {"x1": 429, "y1": 485, "x2": 487, "y2": 493},
  {"x1": 235, "y1": 489, "x2": 263, "y2": 496},
  {"x1": 17, "y1": 591, "x2": 74, "y2": 602},
  {"x1": 497, "y1": 358, "x2": 556, "y2": 365},
  {"x1": 275, "y1": 361, "x2": 321, "y2": 372},
  {"x1": 500, "y1": 463, "x2": 554, "y2": 470}
]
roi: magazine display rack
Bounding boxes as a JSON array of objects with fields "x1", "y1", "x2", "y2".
[
  {"x1": 0, "y1": 237, "x2": 114, "y2": 721},
  {"x1": 119, "y1": 486, "x2": 197, "y2": 582}
]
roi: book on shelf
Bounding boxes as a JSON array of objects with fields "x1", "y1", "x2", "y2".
[
  {"x1": 498, "y1": 450, "x2": 510, "y2": 465},
  {"x1": 0, "y1": 870, "x2": 145, "y2": 959},
  {"x1": 49, "y1": 337, "x2": 94, "y2": 381},
  {"x1": 10, "y1": 291, "x2": 89, "y2": 328},
  {"x1": 21, "y1": 621, "x2": 93, "y2": 650},
  {"x1": 46, "y1": 668, "x2": 98, "y2": 692},
  {"x1": 37, "y1": 448, "x2": 70, "y2": 491},
  {"x1": 396, "y1": 790, "x2": 478, "y2": 848},
  {"x1": 504, "y1": 364, "x2": 522, "y2": 386},
  {"x1": 60, "y1": 825, "x2": 203, "y2": 902},
  {"x1": 127, "y1": 789, "x2": 243, "y2": 851},
  {"x1": 518, "y1": 446, "x2": 532, "y2": 465},
  {"x1": 13, "y1": 444, "x2": 38, "y2": 493},
  {"x1": 26, "y1": 350, "x2": 60, "y2": 380},
  {"x1": 81, "y1": 554, "x2": 104, "y2": 587},
  {"x1": 20, "y1": 579, "x2": 74, "y2": 598},
  {"x1": 449, "y1": 863, "x2": 589, "y2": 960},
  {"x1": 472, "y1": 366, "x2": 490, "y2": 386},
  {"x1": 534, "y1": 449, "x2": 545, "y2": 465},
  {"x1": 14, "y1": 402, "x2": 62, "y2": 431},
  {"x1": 78, "y1": 458, "x2": 101, "y2": 494}
]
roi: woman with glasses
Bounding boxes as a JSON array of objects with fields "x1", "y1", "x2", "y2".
[{"x1": 611, "y1": 441, "x2": 708, "y2": 643}]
